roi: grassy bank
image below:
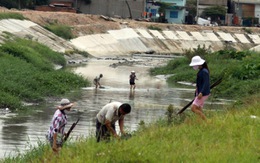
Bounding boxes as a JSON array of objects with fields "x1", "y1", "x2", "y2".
[
  {"x1": 0, "y1": 36, "x2": 90, "y2": 110},
  {"x1": 0, "y1": 12, "x2": 25, "y2": 20},
  {"x1": 2, "y1": 94, "x2": 259, "y2": 163},
  {"x1": 150, "y1": 47, "x2": 260, "y2": 100}
]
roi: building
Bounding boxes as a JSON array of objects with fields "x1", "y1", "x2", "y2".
[
  {"x1": 145, "y1": 0, "x2": 186, "y2": 24},
  {"x1": 47, "y1": 0, "x2": 186, "y2": 24},
  {"x1": 198, "y1": 0, "x2": 228, "y2": 16},
  {"x1": 36, "y1": 1, "x2": 77, "y2": 13},
  {"x1": 232, "y1": 0, "x2": 260, "y2": 25},
  {"x1": 71, "y1": 0, "x2": 145, "y2": 19}
]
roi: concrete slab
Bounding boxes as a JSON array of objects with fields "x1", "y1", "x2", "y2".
[
  {"x1": 149, "y1": 30, "x2": 165, "y2": 39},
  {"x1": 247, "y1": 34, "x2": 260, "y2": 44},
  {"x1": 162, "y1": 31, "x2": 178, "y2": 40},
  {"x1": 217, "y1": 32, "x2": 237, "y2": 42},
  {"x1": 9, "y1": 19, "x2": 36, "y2": 28},
  {"x1": 190, "y1": 32, "x2": 206, "y2": 41},
  {"x1": 176, "y1": 31, "x2": 193, "y2": 40},
  {"x1": 108, "y1": 28, "x2": 139, "y2": 39},
  {"x1": 234, "y1": 34, "x2": 251, "y2": 43},
  {"x1": 136, "y1": 29, "x2": 153, "y2": 39},
  {"x1": 0, "y1": 20, "x2": 22, "y2": 32},
  {"x1": 204, "y1": 32, "x2": 220, "y2": 41}
]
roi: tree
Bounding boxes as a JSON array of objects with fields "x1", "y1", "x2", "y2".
[
  {"x1": 0, "y1": 0, "x2": 49, "y2": 9},
  {"x1": 186, "y1": 0, "x2": 196, "y2": 16},
  {"x1": 202, "y1": 5, "x2": 226, "y2": 22}
]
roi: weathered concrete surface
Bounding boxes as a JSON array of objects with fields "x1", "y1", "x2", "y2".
[
  {"x1": 0, "y1": 19, "x2": 74, "y2": 53},
  {"x1": 1, "y1": 19, "x2": 260, "y2": 58}
]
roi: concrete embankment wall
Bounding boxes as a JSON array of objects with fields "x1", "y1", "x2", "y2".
[
  {"x1": 1, "y1": 19, "x2": 260, "y2": 58},
  {"x1": 70, "y1": 27, "x2": 260, "y2": 57},
  {"x1": 0, "y1": 19, "x2": 74, "y2": 53}
]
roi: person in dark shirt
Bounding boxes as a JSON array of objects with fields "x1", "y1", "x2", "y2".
[
  {"x1": 189, "y1": 56, "x2": 210, "y2": 120},
  {"x1": 129, "y1": 71, "x2": 138, "y2": 90}
]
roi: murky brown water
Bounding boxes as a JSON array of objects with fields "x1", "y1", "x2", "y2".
[{"x1": 0, "y1": 56, "x2": 225, "y2": 159}]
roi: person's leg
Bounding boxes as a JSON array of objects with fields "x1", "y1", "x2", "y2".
[
  {"x1": 191, "y1": 96, "x2": 209, "y2": 121},
  {"x1": 96, "y1": 119, "x2": 102, "y2": 142},
  {"x1": 191, "y1": 104, "x2": 206, "y2": 120}
]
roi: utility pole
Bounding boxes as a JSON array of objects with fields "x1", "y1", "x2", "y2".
[
  {"x1": 18, "y1": 0, "x2": 21, "y2": 10},
  {"x1": 196, "y1": 0, "x2": 199, "y2": 23}
]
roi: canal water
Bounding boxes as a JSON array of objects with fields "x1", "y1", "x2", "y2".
[{"x1": 0, "y1": 56, "x2": 223, "y2": 159}]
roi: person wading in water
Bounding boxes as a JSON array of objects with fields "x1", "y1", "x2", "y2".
[
  {"x1": 93, "y1": 74, "x2": 103, "y2": 89},
  {"x1": 129, "y1": 71, "x2": 138, "y2": 90}
]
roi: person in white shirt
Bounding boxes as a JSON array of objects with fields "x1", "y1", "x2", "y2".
[{"x1": 96, "y1": 101, "x2": 131, "y2": 142}]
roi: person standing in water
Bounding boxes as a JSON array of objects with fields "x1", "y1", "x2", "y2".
[
  {"x1": 93, "y1": 74, "x2": 103, "y2": 89},
  {"x1": 129, "y1": 71, "x2": 138, "y2": 90},
  {"x1": 189, "y1": 56, "x2": 210, "y2": 120}
]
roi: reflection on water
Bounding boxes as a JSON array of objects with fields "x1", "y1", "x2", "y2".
[{"x1": 0, "y1": 57, "x2": 225, "y2": 159}]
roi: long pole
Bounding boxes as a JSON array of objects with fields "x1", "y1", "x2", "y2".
[{"x1": 176, "y1": 77, "x2": 223, "y2": 115}]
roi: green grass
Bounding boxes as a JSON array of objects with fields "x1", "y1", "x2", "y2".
[
  {"x1": 2, "y1": 95, "x2": 259, "y2": 163},
  {"x1": 0, "y1": 37, "x2": 90, "y2": 110},
  {"x1": 0, "y1": 12, "x2": 25, "y2": 20},
  {"x1": 44, "y1": 24, "x2": 74, "y2": 40},
  {"x1": 150, "y1": 49, "x2": 260, "y2": 100}
]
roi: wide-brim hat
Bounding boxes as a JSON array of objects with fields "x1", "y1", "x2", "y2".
[
  {"x1": 58, "y1": 98, "x2": 74, "y2": 110},
  {"x1": 189, "y1": 56, "x2": 205, "y2": 66},
  {"x1": 131, "y1": 70, "x2": 135, "y2": 73}
]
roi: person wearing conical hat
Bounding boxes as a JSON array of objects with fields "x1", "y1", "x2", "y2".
[
  {"x1": 189, "y1": 56, "x2": 210, "y2": 120},
  {"x1": 46, "y1": 99, "x2": 74, "y2": 153}
]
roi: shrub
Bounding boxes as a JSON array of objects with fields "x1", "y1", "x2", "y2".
[
  {"x1": 44, "y1": 24, "x2": 74, "y2": 40},
  {"x1": 0, "y1": 12, "x2": 25, "y2": 20}
]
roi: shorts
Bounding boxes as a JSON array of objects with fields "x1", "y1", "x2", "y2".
[
  {"x1": 129, "y1": 81, "x2": 135, "y2": 85},
  {"x1": 192, "y1": 95, "x2": 210, "y2": 108}
]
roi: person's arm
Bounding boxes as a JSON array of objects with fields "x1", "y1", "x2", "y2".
[
  {"x1": 119, "y1": 118, "x2": 125, "y2": 135},
  {"x1": 104, "y1": 119, "x2": 119, "y2": 139}
]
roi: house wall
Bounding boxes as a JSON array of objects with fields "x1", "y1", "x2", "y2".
[
  {"x1": 199, "y1": 0, "x2": 227, "y2": 6},
  {"x1": 77, "y1": 0, "x2": 144, "y2": 19},
  {"x1": 233, "y1": 0, "x2": 260, "y2": 4},
  {"x1": 242, "y1": 4, "x2": 255, "y2": 17},
  {"x1": 255, "y1": 5, "x2": 260, "y2": 23},
  {"x1": 162, "y1": 0, "x2": 186, "y2": 24},
  {"x1": 161, "y1": 0, "x2": 185, "y2": 6},
  {"x1": 165, "y1": 9, "x2": 185, "y2": 24}
]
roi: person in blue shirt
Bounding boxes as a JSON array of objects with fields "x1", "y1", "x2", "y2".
[{"x1": 189, "y1": 56, "x2": 210, "y2": 120}]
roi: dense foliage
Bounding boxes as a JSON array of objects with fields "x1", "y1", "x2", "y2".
[
  {"x1": 0, "y1": 0, "x2": 49, "y2": 9},
  {"x1": 0, "y1": 37, "x2": 89, "y2": 110},
  {"x1": 202, "y1": 5, "x2": 226, "y2": 21},
  {"x1": 150, "y1": 47, "x2": 260, "y2": 99}
]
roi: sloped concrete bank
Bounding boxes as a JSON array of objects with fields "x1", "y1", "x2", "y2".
[{"x1": 1, "y1": 19, "x2": 260, "y2": 59}]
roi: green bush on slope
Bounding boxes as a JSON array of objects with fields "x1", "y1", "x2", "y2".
[{"x1": 0, "y1": 38, "x2": 89, "y2": 110}]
